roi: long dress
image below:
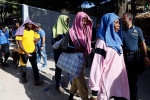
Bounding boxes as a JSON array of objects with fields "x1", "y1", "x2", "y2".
[{"x1": 89, "y1": 39, "x2": 130, "y2": 100}]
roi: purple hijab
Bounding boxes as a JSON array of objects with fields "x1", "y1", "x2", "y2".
[{"x1": 15, "y1": 20, "x2": 38, "y2": 36}]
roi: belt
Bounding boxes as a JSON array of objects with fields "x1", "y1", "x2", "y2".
[{"x1": 124, "y1": 51, "x2": 138, "y2": 56}]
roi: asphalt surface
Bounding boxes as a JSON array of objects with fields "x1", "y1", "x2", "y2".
[{"x1": 0, "y1": 43, "x2": 150, "y2": 100}]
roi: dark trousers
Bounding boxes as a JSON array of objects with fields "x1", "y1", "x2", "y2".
[
  {"x1": 55, "y1": 66, "x2": 62, "y2": 88},
  {"x1": 86, "y1": 51, "x2": 94, "y2": 68},
  {"x1": 0, "y1": 43, "x2": 10, "y2": 63},
  {"x1": 20, "y1": 52, "x2": 39, "y2": 81},
  {"x1": 124, "y1": 55, "x2": 138, "y2": 100},
  {"x1": 54, "y1": 49, "x2": 73, "y2": 89}
]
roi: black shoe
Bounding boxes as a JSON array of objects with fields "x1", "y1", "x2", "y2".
[
  {"x1": 21, "y1": 77, "x2": 28, "y2": 83},
  {"x1": 68, "y1": 93, "x2": 74, "y2": 100}
]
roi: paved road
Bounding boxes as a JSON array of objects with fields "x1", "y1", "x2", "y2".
[
  {"x1": 0, "y1": 43, "x2": 150, "y2": 100},
  {"x1": 0, "y1": 43, "x2": 84, "y2": 100},
  {"x1": 138, "y1": 68, "x2": 150, "y2": 100}
]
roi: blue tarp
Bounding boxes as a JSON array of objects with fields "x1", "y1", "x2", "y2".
[
  {"x1": 81, "y1": 1, "x2": 95, "y2": 8},
  {"x1": 100, "y1": 0, "x2": 111, "y2": 4},
  {"x1": 81, "y1": 0, "x2": 112, "y2": 8}
]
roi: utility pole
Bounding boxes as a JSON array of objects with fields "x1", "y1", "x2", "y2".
[{"x1": 2, "y1": 2, "x2": 4, "y2": 22}]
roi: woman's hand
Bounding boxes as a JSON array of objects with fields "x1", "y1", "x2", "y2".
[
  {"x1": 75, "y1": 46, "x2": 85, "y2": 53},
  {"x1": 90, "y1": 97, "x2": 98, "y2": 100}
]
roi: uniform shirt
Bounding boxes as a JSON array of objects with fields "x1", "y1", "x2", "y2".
[
  {"x1": 36, "y1": 29, "x2": 45, "y2": 46},
  {"x1": 122, "y1": 25, "x2": 145, "y2": 52},
  {"x1": 16, "y1": 30, "x2": 40, "y2": 54}
]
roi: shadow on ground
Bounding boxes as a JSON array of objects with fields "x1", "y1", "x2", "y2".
[
  {"x1": 138, "y1": 68, "x2": 150, "y2": 100},
  {"x1": 0, "y1": 59, "x2": 73, "y2": 100},
  {"x1": 2, "y1": 43, "x2": 150, "y2": 100}
]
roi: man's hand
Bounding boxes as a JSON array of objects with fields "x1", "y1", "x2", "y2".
[
  {"x1": 41, "y1": 47, "x2": 44, "y2": 51},
  {"x1": 25, "y1": 52, "x2": 32, "y2": 58},
  {"x1": 141, "y1": 41, "x2": 149, "y2": 67},
  {"x1": 0, "y1": 46, "x2": 1, "y2": 49},
  {"x1": 34, "y1": 38, "x2": 40, "y2": 44},
  {"x1": 2, "y1": 28, "x2": 6, "y2": 33},
  {"x1": 16, "y1": 41, "x2": 18, "y2": 45},
  {"x1": 144, "y1": 57, "x2": 150, "y2": 67}
]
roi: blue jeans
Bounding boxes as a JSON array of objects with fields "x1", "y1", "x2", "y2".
[{"x1": 36, "y1": 45, "x2": 47, "y2": 66}]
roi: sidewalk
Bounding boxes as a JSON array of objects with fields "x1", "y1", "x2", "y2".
[
  {"x1": 0, "y1": 43, "x2": 150, "y2": 100},
  {"x1": 0, "y1": 43, "x2": 90, "y2": 100}
]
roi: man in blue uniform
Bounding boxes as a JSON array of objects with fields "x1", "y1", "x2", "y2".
[{"x1": 122, "y1": 12, "x2": 150, "y2": 100}]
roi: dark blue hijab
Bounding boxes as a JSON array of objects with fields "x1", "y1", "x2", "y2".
[{"x1": 97, "y1": 13, "x2": 122, "y2": 54}]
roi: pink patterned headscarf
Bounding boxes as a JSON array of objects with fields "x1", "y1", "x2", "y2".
[{"x1": 69, "y1": 12, "x2": 93, "y2": 56}]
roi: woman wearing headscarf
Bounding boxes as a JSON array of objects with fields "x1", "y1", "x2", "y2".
[
  {"x1": 15, "y1": 20, "x2": 43, "y2": 85},
  {"x1": 89, "y1": 13, "x2": 129, "y2": 100},
  {"x1": 52, "y1": 15, "x2": 73, "y2": 93},
  {"x1": 59, "y1": 12, "x2": 92, "y2": 100}
]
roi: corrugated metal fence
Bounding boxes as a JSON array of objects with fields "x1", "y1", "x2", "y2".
[{"x1": 27, "y1": 5, "x2": 96, "y2": 59}]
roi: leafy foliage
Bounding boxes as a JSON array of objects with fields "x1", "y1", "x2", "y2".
[{"x1": 4, "y1": 0, "x2": 105, "y2": 13}]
